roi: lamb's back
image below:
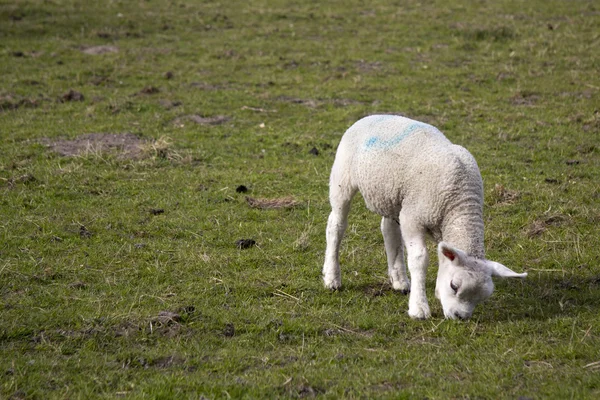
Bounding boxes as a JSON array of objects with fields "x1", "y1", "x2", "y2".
[{"x1": 342, "y1": 115, "x2": 479, "y2": 222}]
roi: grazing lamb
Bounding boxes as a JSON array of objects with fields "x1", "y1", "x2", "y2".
[{"x1": 322, "y1": 115, "x2": 527, "y2": 320}]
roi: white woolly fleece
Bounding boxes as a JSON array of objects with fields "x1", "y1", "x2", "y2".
[
  {"x1": 336, "y1": 114, "x2": 484, "y2": 257},
  {"x1": 322, "y1": 115, "x2": 526, "y2": 320}
]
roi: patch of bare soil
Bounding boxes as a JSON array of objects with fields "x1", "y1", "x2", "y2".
[
  {"x1": 135, "y1": 86, "x2": 160, "y2": 95},
  {"x1": 11, "y1": 50, "x2": 44, "y2": 58},
  {"x1": 277, "y1": 96, "x2": 364, "y2": 108},
  {"x1": 159, "y1": 99, "x2": 182, "y2": 109},
  {"x1": 60, "y1": 89, "x2": 84, "y2": 102},
  {"x1": 246, "y1": 196, "x2": 299, "y2": 209},
  {"x1": 81, "y1": 45, "x2": 119, "y2": 55},
  {"x1": 79, "y1": 224, "x2": 93, "y2": 239},
  {"x1": 355, "y1": 60, "x2": 383, "y2": 72},
  {"x1": 155, "y1": 311, "x2": 182, "y2": 324},
  {"x1": 491, "y1": 183, "x2": 520, "y2": 205},
  {"x1": 89, "y1": 76, "x2": 112, "y2": 86},
  {"x1": 189, "y1": 82, "x2": 224, "y2": 91},
  {"x1": 222, "y1": 323, "x2": 235, "y2": 337},
  {"x1": 41, "y1": 133, "x2": 147, "y2": 159},
  {"x1": 331, "y1": 98, "x2": 364, "y2": 107},
  {"x1": 0, "y1": 94, "x2": 39, "y2": 111},
  {"x1": 525, "y1": 215, "x2": 567, "y2": 238},
  {"x1": 2, "y1": 173, "x2": 36, "y2": 188},
  {"x1": 173, "y1": 114, "x2": 230, "y2": 127},
  {"x1": 236, "y1": 239, "x2": 256, "y2": 249},
  {"x1": 370, "y1": 380, "x2": 406, "y2": 393},
  {"x1": 362, "y1": 282, "x2": 391, "y2": 298},
  {"x1": 279, "y1": 96, "x2": 320, "y2": 108},
  {"x1": 151, "y1": 355, "x2": 186, "y2": 369},
  {"x1": 510, "y1": 91, "x2": 541, "y2": 106}
]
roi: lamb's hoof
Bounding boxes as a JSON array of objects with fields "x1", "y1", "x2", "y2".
[
  {"x1": 391, "y1": 280, "x2": 410, "y2": 295},
  {"x1": 323, "y1": 276, "x2": 342, "y2": 290},
  {"x1": 408, "y1": 305, "x2": 431, "y2": 320}
]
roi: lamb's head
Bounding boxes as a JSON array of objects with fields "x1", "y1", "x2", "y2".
[{"x1": 435, "y1": 242, "x2": 527, "y2": 320}]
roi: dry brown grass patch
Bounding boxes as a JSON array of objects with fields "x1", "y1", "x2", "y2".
[
  {"x1": 490, "y1": 183, "x2": 520, "y2": 205},
  {"x1": 246, "y1": 196, "x2": 300, "y2": 210},
  {"x1": 525, "y1": 215, "x2": 568, "y2": 238}
]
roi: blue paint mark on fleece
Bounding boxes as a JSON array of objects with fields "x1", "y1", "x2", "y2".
[{"x1": 363, "y1": 121, "x2": 436, "y2": 150}]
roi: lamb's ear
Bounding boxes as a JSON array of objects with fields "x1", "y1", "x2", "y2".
[
  {"x1": 438, "y1": 242, "x2": 467, "y2": 265},
  {"x1": 486, "y1": 260, "x2": 528, "y2": 278}
]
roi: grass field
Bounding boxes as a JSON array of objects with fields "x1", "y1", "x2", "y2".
[{"x1": 1, "y1": 0, "x2": 599, "y2": 398}]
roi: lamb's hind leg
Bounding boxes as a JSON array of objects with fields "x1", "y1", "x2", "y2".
[
  {"x1": 323, "y1": 181, "x2": 356, "y2": 290},
  {"x1": 381, "y1": 217, "x2": 410, "y2": 294}
]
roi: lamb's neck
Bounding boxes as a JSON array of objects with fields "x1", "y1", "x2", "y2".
[{"x1": 441, "y1": 208, "x2": 485, "y2": 259}]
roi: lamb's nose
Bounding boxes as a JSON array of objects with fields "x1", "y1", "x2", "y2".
[{"x1": 454, "y1": 311, "x2": 465, "y2": 320}]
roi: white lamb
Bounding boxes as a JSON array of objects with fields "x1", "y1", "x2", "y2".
[{"x1": 322, "y1": 115, "x2": 527, "y2": 320}]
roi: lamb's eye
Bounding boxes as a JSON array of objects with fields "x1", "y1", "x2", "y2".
[{"x1": 450, "y1": 281, "x2": 459, "y2": 294}]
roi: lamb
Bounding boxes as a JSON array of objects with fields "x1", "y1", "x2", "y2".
[{"x1": 322, "y1": 115, "x2": 527, "y2": 320}]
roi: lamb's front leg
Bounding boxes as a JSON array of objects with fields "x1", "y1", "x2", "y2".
[
  {"x1": 381, "y1": 217, "x2": 410, "y2": 294},
  {"x1": 399, "y1": 215, "x2": 430, "y2": 319}
]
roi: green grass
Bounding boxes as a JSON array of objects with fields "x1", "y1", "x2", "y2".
[{"x1": 1, "y1": 0, "x2": 599, "y2": 398}]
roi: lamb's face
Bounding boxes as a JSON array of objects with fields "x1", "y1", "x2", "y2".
[
  {"x1": 435, "y1": 243, "x2": 495, "y2": 320},
  {"x1": 436, "y1": 264, "x2": 494, "y2": 320},
  {"x1": 435, "y1": 242, "x2": 528, "y2": 319}
]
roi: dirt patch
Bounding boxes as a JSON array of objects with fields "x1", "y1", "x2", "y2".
[
  {"x1": 159, "y1": 99, "x2": 182, "y2": 109},
  {"x1": 155, "y1": 311, "x2": 182, "y2": 325},
  {"x1": 576, "y1": 144, "x2": 596, "y2": 154},
  {"x1": 525, "y1": 215, "x2": 567, "y2": 238},
  {"x1": 236, "y1": 239, "x2": 256, "y2": 249},
  {"x1": 280, "y1": 383, "x2": 324, "y2": 399},
  {"x1": 277, "y1": 96, "x2": 364, "y2": 109},
  {"x1": 322, "y1": 328, "x2": 346, "y2": 337},
  {"x1": 246, "y1": 196, "x2": 299, "y2": 209},
  {"x1": 136, "y1": 86, "x2": 160, "y2": 95},
  {"x1": 297, "y1": 385, "x2": 325, "y2": 398},
  {"x1": 370, "y1": 380, "x2": 406, "y2": 392},
  {"x1": 331, "y1": 98, "x2": 364, "y2": 107},
  {"x1": 1, "y1": 94, "x2": 39, "y2": 111},
  {"x1": 79, "y1": 224, "x2": 93, "y2": 239},
  {"x1": 491, "y1": 184, "x2": 520, "y2": 205},
  {"x1": 173, "y1": 114, "x2": 230, "y2": 127},
  {"x1": 278, "y1": 96, "x2": 321, "y2": 108},
  {"x1": 355, "y1": 60, "x2": 383, "y2": 72},
  {"x1": 81, "y1": 45, "x2": 119, "y2": 55},
  {"x1": 151, "y1": 355, "x2": 186, "y2": 369},
  {"x1": 3, "y1": 173, "x2": 36, "y2": 188},
  {"x1": 8, "y1": 390, "x2": 27, "y2": 400},
  {"x1": 511, "y1": 91, "x2": 541, "y2": 106},
  {"x1": 189, "y1": 82, "x2": 224, "y2": 91},
  {"x1": 460, "y1": 25, "x2": 516, "y2": 42},
  {"x1": 362, "y1": 282, "x2": 391, "y2": 298},
  {"x1": 114, "y1": 321, "x2": 140, "y2": 338},
  {"x1": 41, "y1": 133, "x2": 147, "y2": 159},
  {"x1": 11, "y1": 50, "x2": 43, "y2": 58},
  {"x1": 68, "y1": 281, "x2": 87, "y2": 289},
  {"x1": 60, "y1": 89, "x2": 84, "y2": 102},
  {"x1": 89, "y1": 76, "x2": 112, "y2": 86},
  {"x1": 223, "y1": 323, "x2": 235, "y2": 337}
]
